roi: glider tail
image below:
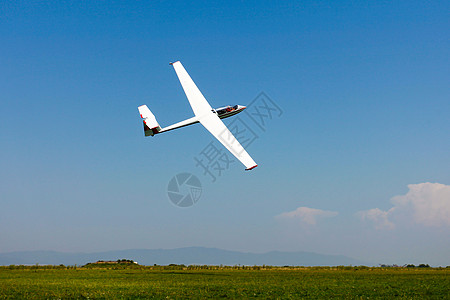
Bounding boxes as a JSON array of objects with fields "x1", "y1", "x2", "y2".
[{"x1": 138, "y1": 105, "x2": 162, "y2": 136}]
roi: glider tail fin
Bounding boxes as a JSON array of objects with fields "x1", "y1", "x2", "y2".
[{"x1": 138, "y1": 105, "x2": 162, "y2": 136}]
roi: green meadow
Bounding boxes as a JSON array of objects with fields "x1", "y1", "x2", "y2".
[{"x1": 0, "y1": 265, "x2": 448, "y2": 299}]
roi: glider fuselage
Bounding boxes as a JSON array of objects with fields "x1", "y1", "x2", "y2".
[
  {"x1": 157, "y1": 105, "x2": 246, "y2": 133},
  {"x1": 215, "y1": 105, "x2": 246, "y2": 119}
]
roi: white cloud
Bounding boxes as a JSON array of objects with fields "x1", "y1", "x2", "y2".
[
  {"x1": 356, "y1": 208, "x2": 395, "y2": 230},
  {"x1": 392, "y1": 182, "x2": 450, "y2": 227},
  {"x1": 275, "y1": 207, "x2": 338, "y2": 225},
  {"x1": 357, "y1": 182, "x2": 450, "y2": 229}
]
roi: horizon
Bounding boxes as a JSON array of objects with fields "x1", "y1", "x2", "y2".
[
  {"x1": 0, "y1": 245, "x2": 446, "y2": 268},
  {"x1": 0, "y1": 246, "x2": 374, "y2": 267}
]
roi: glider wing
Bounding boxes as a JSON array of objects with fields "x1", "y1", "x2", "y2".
[
  {"x1": 171, "y1": 61, "x2": 212, "y2": 117},
  {"x1": 197, "y1": 113, "x2": 257, "y2": 171},
  {"x1": 171, "y1": 61, "x2": 257, "y2": 170}
]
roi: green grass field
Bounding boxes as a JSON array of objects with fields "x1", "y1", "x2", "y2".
[{"x1": 0, "y1": 265, "x2": 448, "y2": 299}]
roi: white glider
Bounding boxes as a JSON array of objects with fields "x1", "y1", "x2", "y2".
[{"x1": 138, "y1": 61, "x2": 257, "y2": 171}]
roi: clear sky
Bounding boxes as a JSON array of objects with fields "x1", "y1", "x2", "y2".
[{"x1": 1, "y1": 1, "x2": 449, "y2": 266}]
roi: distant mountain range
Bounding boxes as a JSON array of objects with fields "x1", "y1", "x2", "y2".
[{"x1": 0, "y1": 247, "x2": 370, "y2": 266}]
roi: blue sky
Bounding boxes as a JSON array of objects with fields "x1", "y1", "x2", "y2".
[{"x1": 1, "y1": 1, "x2": 449, "y2": 266}]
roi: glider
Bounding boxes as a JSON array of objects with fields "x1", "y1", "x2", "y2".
[{"x1": 138, "y1": 61, "x2": 258, "y2": 171}]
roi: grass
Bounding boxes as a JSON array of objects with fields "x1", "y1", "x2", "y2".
[{"x1": 0, "y1": 265, "x2": 449, "y2": 299}]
